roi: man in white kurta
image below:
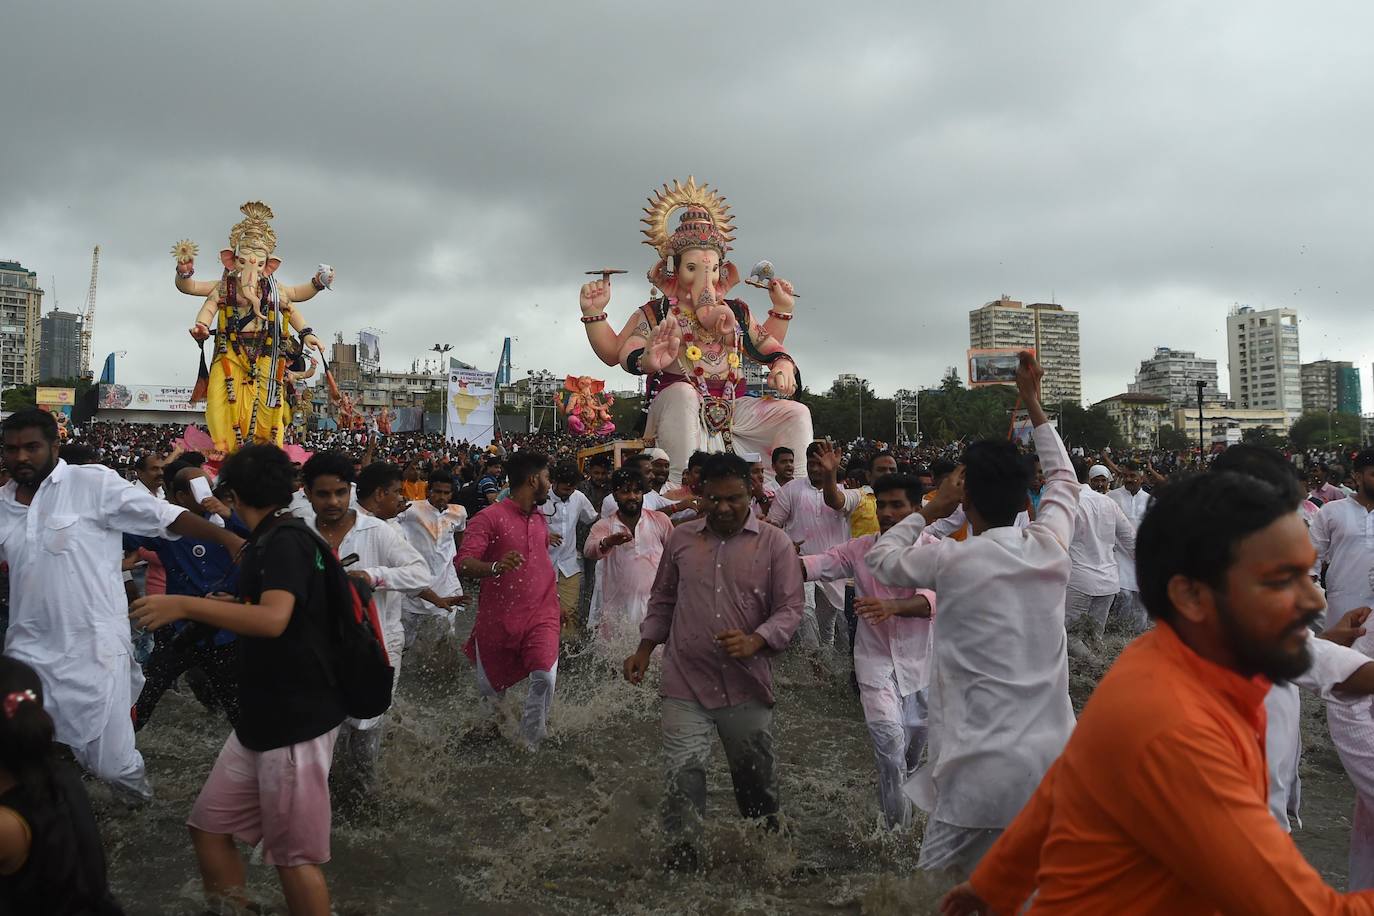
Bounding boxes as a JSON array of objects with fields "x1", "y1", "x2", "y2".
[
  {"x1": 1311, "y1": 455, "x2": 1374, "y2": 627},
  {"x1": 1322, "y1": 627, "x2": 1374, "y2": 889},
  {"x1": 803, "y1": 473, "x2": 935, "y2": 829},
  {"x1": 1066, "y1": 469, "x2": 1136, "y2": 641},
  {"x1": 867, "y1": 360, "x2": 1078, "y2": 876},
  {"x1": 397, "y1": 478, "x2": 468, "y2": 649},
  {"x1": 767, "y1": 443, "x2": 863, "y2": 653},
  {"x1": 546, "y1": 467, "x2": 599, "y2": 639},
  {"x1": 0, "y1": 416, "x2": 231, "y2": 799},
  {"x1": 1106, "y1": 467, "x2": 1151, "y2": 632},
  {"x1": 311, "y1": 473, "x2": 430, "y2": 803},
  {"x1": 584, "y1": 470, "x2": 674, "y2": 649}
]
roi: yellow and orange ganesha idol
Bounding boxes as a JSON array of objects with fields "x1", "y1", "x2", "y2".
[{"x1": 171, "y1": 201, "x2": 333, "y2": 454}]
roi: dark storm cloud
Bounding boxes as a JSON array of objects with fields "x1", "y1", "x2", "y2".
[{"x1": 3, "y1": 1, "x2": 1373, "y2": 406}]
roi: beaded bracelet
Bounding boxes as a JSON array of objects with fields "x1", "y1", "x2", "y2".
[
  {"x1": 768, "y1": 310, "x2": 794, "y2": 321},
  {"x1": 581, "y1": 313, "x2": 608, "y2": 324}
]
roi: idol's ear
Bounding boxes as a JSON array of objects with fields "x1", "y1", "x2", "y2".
[
  {"x1": 263, "y1": 257, "x2": 282, "y2": 276},
  {"x1": 220, "y1": 249, "x2": 236, "y2": 270},
  {"x1": 648, "y1": 257, "x2": 678, "y2": 298}
]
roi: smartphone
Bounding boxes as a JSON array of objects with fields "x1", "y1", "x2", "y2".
[{"x1": 190, "y1": 476, "x2": 213, "y2": 504}]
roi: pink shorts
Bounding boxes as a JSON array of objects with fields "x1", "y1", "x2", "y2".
[{"x1": 187, "y1": 727, "x2": 340, "y2": 867}]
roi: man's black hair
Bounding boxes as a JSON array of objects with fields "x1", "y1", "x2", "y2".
[
  {"x1": 219, "y1": 444, "x2": 295, "y2": 510},
  {"x1": 58, "y1": 443, "x2": 97, "y2": 465},
  {"x1": 805, "y1": 441, "x2": 827, "y2": 460},
  {"x1": 1209, "y1": 445, "x2": 1303, "y2": 508},
  {"x1": 771, "y1": 446, "x2": 794, "y2": 464},
  {"x1": 961, "y1": 440, "x2": 1030, "y2": 527},
  {"x1": 699, "y1": 452, "x2": 751, "y2": 486},
  {"x1": 846, "y1": 465, "x2": 869, "y2": 487},
  {"x1": 2, "y1": 409, "x2": 57, "y2": 444},
  {"x1": 134, "y1": 453, "x2": 157, "y2": 471},
  {"x1": 872, "y1": 473, "x2": 924, "y2": 506},
  {"x1": 870, "y1": 451, "x2": 897, "y2": 469},
  {"x1": 181, "y1": 451, "x2": 207, "y2": 468},
  {"x1": 506, "y1": 451, "x2": 549, "y2": 492},
  {"x1": 302, "y1": 451, "x2": 356, "y2": 489},
  {"x1": 483, "y1": 454, "x2": 503, "y2": 469},
  {"x1": 586, "y1": 453, "x2": 613, "y2": 470},
  {"x1": 929, "y1": 458, "x2": 957, "y2": 482},
  {"x1": 687, "y1": 450, "x2": 712, "y2": 471},
  {"x1": 427, "y1": 467, "x2": 455, "y2": 487},
  {"x1": 1137, "y1": 471, "x2": 1294, "y2": 624},
  {"x1": 610, "y1": 467, "x2": 646, "y2": 493},
  {"x1": 164, "y1": 460, "x2": 195, "y2": 495},
  {"x1": 356, "y1": 461, "x2": 403, "y2": 501},
  {"x1": 624, "y1": 452, "x2": 652, "y2": 467},
  {"x1": 551, "y1": 459, "x2": 582, "y2": 486}
]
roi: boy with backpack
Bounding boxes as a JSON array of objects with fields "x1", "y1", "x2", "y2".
[{"x1": 130, "y1": 444, "x2": 374, "y2": 916}]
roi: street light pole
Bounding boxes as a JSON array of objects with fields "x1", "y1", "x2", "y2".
[{"x1": 1196, "y1": 380, "x2": 1206, "y2": 457}]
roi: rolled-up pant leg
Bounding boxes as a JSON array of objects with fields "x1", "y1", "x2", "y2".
[{"x1": 520, "y1": 662, "x2": 558, "y2": 750}]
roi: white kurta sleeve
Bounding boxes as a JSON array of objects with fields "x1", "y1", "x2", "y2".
[
  {"x1": 1028, "y1": 424, "x2": 1080, "y2": 551},
  {"x1": 99, "y1": 467, "x2": 185, "y2": 537},
  {"x1": 925, "y1": 505, "x2": 967, "y2": 540},
  {"x1": 1310, "y1": 506, "x2": 1333, "y2": 564},
  {"x1": 364, "y1": 523, "x2": 434, "y2": 594},
  {"x1": 1297, "y1": 636, "x2": 1374, "y2": 700},
  {"x1": 866, "y1": 512, "x2": 939, "y2": 589}
]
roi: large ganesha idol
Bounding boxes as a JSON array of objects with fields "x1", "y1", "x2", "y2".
[
  {"x1": 171, "y1": 201, "x2": 333, "y2": 453},
  {"x1": 578, "y1": 178, "x2": 811, "y2": 482}
]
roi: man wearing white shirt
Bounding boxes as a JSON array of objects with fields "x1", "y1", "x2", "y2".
[
  {"x1": 1106, "y1": 461, "x2": 1151, "y2": 632},
  {"x1": 547, "y1": 461, "x2": 600, "y2": 639},
  {"x1": 133, "y1": 452, "x2": 167, "y2": 499},
  {"x1": 304, "y1": 456, "x2": 430, "y2": 807},
  {"x1": 1311, "y1": 449, "x2": 1374, "y2": 627},
  {"x1": 803, "y1": 473, "x2": 935, "y2": 829},
  {"x1": 1066, "y1": 464, "x2": 1136, "y2": 644},
  {"x1": 867, "y1": 353, "x2": 1078, "y2": 876},
  {"x1": 584, "y1": 468, "x2": 674, "y2": 646},
  {"x1": 599, "y1": 455, "x2": 696, "y2": 520},
  {"x1": 398, "y1": 470, "x2": 469, "y2": 650},
  {"x1": 0, "y1": 409, "x2": 245, "y2": 799},
  {"x1": 768, "y1": 441, "x2": 864, "y2": 654}
]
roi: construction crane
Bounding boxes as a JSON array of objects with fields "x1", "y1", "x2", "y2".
[{"x1": 79, "y1": 245, "x2": 99, "y2": 380}]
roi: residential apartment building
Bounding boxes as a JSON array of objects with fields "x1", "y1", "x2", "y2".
[
  {"x1": 1092, "y1": 392, "x2": 1171, "y2": 449},
  {"x1": 1226, "y1": 305, "x2": 1301, "y2": 427},
  {"x1": 38, "y1": 310, "x2": 82, "y2": 382},
  {"x1": 968, "y1": 295, "x2": 1081, "y2": 405},
  {"x1": 0, "y1": 260, "x2": 43, "y2": 385},
  {"x1": 1301, "y1": 360, "x2": 1361, "y2": 416},
  {"x1": 1130, "y1": 347, "x2": 1226, "y2": 406}
]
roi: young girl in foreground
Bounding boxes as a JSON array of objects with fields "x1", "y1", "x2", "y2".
[{"x1": 0, "y1": 654, "x2": 125, "y2": 914}]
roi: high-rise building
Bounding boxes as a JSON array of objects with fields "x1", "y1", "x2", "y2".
[
  {"x1": 1130, "y1": 347, "x2": 1227, "y2": 407},
  {"x1": 38, "y1": 310, "x2": 82, "y2": 382},
  {"x1": 1300, "y1": 360, "x2": 1361, "y2": 416},
  {"x1": 0, "y1": 259, "x2": 44, "y2": 385},
  {"x1": 1226, "y1": 305, "x2": 1301, "y2": 427},
  {"x1": 968, "y1": 295, "x2": 1081, "y2": 405}
]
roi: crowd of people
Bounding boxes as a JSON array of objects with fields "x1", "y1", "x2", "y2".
[{"x1": 8, "y1": 353, "x2": 1374, "y2": 912}]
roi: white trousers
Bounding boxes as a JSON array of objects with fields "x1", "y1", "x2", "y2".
[
  {"x1": 645, "y1": 383, "x2": 813, "y2": 485},
  {"x1": 865, "y1": 685, "x2": 928, "y2": 830},
  {"x1": 68, "y1": 651, "x2": 150, "y2": 800},
  {"x1": 1354, "y1": 792, "x2": 1374, "y2": 892},
  {"x1": 474, "y1": 644, "x2": 558, "y2": 750}
]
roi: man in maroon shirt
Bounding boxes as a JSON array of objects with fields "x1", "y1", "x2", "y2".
[{"x1": 624, "y1": 452, "x2": 805, "y2": 870}]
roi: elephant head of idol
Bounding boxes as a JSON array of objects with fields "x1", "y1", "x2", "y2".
[
  {"x1": 645, "y1": 198, "x2": 740, "y2": 342},
  {"x1": 220, "y1": 201, "x2": 281, "y2": 320}
]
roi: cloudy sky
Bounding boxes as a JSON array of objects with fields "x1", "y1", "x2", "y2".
[{"x1": 4, "y1": 2, "x2": 1373, "y2": 408}]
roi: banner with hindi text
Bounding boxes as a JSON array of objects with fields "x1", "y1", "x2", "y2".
[{"x1": 446, "y1": 367, "x2": 495, "y2": 444}]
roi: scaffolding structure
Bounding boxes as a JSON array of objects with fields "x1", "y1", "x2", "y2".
[
  {"x1": 895, "y1": 388, "x2": 920, "y2": 445},
  {"x1": 528, "y1": 369, "x2": 561, "y2": 434}
]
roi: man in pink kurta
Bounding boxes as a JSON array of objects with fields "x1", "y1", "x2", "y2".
[
  {"x1": 804, "y1": 472, "x2": 935, "y2": 829},
  {"x1": 584, "y1": 468, "x2": 675, "y2": 647},
  {"x1": 456, "y1": 452, "x2": 560, "y2": 750}
]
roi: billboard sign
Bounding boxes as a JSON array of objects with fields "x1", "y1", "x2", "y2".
[
  {"x1": 446, "y1": 368, "x2": 496, "y2": 444},
  {"x1": 98, "y1": 384, "x2": 201, "y2": 412},
  {"x1": 358, "y1": 331, "x2": 381, "y2": 372}
]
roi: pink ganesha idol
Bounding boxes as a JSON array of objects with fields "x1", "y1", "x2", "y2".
[
  {"x1": 558, "y1": 376, "x2": 616, "y2": 436},
  {"x1": 577, "y1": 177, "x2": 812, "y2": 484}
]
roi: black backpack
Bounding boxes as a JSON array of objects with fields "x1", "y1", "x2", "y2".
[{"x1": 258, "y1": 517, "x2": 395, "y2": 720}]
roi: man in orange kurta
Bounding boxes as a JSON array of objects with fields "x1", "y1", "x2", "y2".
[{"x1": 942, "y1": 469, "x2": 1374, "y2": 915}]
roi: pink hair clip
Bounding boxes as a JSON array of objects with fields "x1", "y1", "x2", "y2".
[{"x1": 3, "y1": 689, "x2": 37, "y2": 719}]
